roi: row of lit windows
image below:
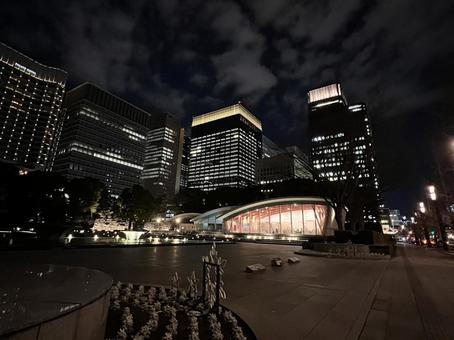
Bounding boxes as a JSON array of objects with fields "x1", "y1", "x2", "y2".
[
  {"x1": 78, "y1": 107, "x2": 146, "y2": 141},
  {"x1": 312, "y1": 132, "x2": 345, "y2": 142}
]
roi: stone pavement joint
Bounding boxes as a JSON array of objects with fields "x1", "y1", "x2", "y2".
[
  {"x1": 1, "y1": 244, "x2": 454, "y2": 340},
  {"x1": 346, "y1": 257, "x2": 390, "y2": 340}
]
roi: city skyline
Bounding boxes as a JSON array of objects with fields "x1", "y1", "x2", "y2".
[
  {"x1": 0, "y1": 41, "x2": 435, "y2": 216},
  {"x1": 1, "y1": 1, "x2": 454, "y2": 214},
  {"x1": 1, "y1": 3, "x2": 454, "y2": 340}
]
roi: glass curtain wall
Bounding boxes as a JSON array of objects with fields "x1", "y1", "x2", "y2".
[{"x1": 224, "y1": 203, "x2": 328, "y2": 235}]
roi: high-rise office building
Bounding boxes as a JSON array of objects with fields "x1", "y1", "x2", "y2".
[
  {"x1": 389, "y1": 209, "x2": 402, "y2": 227},
  {"x1": 308, "y1": 83, "x2": 380, "y2": 223},
  {"x1": 141, "y1": 114, "x2": 181, "y2": 198},
  {"x1": 188, "y1": 103, "x2": 262, "y2": 191},
  {"x1": 262, "y1": 136, "x2": 283, "y2": 158},
  {"x1": 0, "y1": 43, "x2": 67, "y2": 170},
  {"x1": 256, "y1": 146, "x2": 312, "y2": 185},
  {"x1": 285, "y1": 146, "x2": 313, "y2": 179},
  {"x1": 53, "y1": 83, "x2": 152, "y2": 196},
  {"x1": 177, "y1": 132, "x2": 191, "y2": 189}
]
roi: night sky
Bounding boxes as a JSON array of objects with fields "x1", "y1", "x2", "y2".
[{"x1": 1, "y1": 0, "x2": 453, "y2": 214}]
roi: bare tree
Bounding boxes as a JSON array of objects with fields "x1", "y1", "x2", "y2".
[{"x1": 310, "y1": 146, "x2": 361, "y2": 231}]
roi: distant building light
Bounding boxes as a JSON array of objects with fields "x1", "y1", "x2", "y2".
[
  {"x1": 313, "y1": 99, "x2": 342, "y2": 108},
  {"x1": 308, "y1": 84, "x2": 342, "y2": 104},
  {"x1": 192, "y1": 103, "x2": 262, "y2": 131}
]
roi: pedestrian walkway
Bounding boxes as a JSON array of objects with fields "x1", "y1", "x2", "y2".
[
  {"x1": 359, "y1": 245, "x2": 454, "y2": 340},
  {"x1": 1, "y1": 243, "x2": 454, "y2": 339}
]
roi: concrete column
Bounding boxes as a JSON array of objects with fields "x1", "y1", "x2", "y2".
[
  {"x1": 268, "y1": 207, "x2": 271, "y2": 233},
  {"x1": 278, "y1": 205, "x2": 282, "y2": 234},
  {"x1": 290, "y1": 204, "x2": 293, "y2": 233},
  {"x1": 302, "y1": 205, "x2": 305, "y2": 235}
]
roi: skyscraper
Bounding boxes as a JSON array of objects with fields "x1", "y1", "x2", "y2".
[
  {"x1": 141, "y1": 114, "x2": 181, "y2": 199},
  {"x1": 188, "y1": 103, "x2": 262, "y2": 191},
  {"x1": 177, "y1": 132, "x2": 191, "y2": 189},
  {"x1": 53, "y1": 83, "x2": 152, "y2": 196},
  {"x1": 0, "y1": 43, "x2": 67, "y2": 170},
  {"x1": 308, "y1": 84, "x2": 380, "y2": 223},
  {"x1": 256, "y1": 146, "x2": 312, "y2": 185},
  {"x1": 262, "y1": 135, "x2": 283, "y2": 158}
]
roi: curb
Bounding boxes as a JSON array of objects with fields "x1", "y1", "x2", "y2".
[{"x1": 294, "y1": 250, "x2": 391, "y2": 260}]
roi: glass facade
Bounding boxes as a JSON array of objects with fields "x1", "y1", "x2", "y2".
[
  {"x1": 256, "y1": 147, "x2": 312, "y2": 185},
  {"x1": 224, "y1": 203, "x2": 330, "y2": 235},
  {"x1": 141, "y1": 115, "x2": 181, "y2": 198},
  {"x1": 0, "y1": 43, "x2": 67, "y2": 170},
  {"x1": 189, "y1": 103, "x2": 262, "y2": 191},
  {"x1": 179, "y1": 134, "x2": 191, "y2": 189},
  {"x1": 54, "y1": 83, "x2": 152, "y2": 196},
  {"x1": 308, "y1": 84, "x2": 381, "y2": 223}
]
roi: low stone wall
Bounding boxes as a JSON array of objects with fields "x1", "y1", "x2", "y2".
[
  {"x1": 5, "y1": 292, "x2": 110, "y2": 340},
  {"x1": 1, "y1": 264, "x2": 112, "y2": 340},
  {"x1": 312, "y1": 243, "x2": 370, "y2": 257}
]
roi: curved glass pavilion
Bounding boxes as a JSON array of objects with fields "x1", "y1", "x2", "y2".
[{"x1": 219, "y1": 197, "x2": 337, "y2": 236}]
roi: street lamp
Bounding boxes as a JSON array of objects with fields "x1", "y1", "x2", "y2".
[
  {"x1": 427, "y1": 185, "x2": 448, "y2": 249},
  {"x1": 417, "y1": 202, "x2": 431, "y2": 246},
  {"x1": 427, "y1": 185, "x2": 437, "y2": 201},
  {"x1": 418, "y1": 202, "x2": 426, "y2": 214}
]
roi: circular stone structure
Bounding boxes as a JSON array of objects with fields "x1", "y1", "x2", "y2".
[{"x1": 0, "y1": 264, "x2": 112, "y2": 340}]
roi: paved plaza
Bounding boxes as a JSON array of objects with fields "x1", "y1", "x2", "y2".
[{"x1": 2, "y1": 243, "x2": 454, "y2": 339}]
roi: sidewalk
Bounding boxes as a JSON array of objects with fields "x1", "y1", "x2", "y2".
[{"x1": 358, "y1": 245, "x2": 454, "y2": 340}]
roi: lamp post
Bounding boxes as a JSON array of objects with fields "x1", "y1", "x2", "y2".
[
  {"x1": 418, "y1": 202, "x2": 432, "y2": 247},
  {"x1": 427, "y1": 185, "x2": 447, "y2": 249},
  {"x1": 418, "y1": 202, "x2": 426, "y2": 214}
]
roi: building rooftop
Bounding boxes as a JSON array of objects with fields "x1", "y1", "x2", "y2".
[
  {"x1": 192, "y1": 103, "x2": 262, "y2": 131},
  {"x1": 0, "y1": 42, "x2": 67, "y2": 85},
  {"x1": 307, "y1": 83, "x2": 346, "y2": 106}
]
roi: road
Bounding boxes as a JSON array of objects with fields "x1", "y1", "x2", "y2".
[{"x1": 1, "y1": 243, "x2": 453, "y2": 339}]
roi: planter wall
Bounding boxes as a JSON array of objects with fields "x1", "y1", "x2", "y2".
[{"x1": 1, "y1": 265, "x2": 112, "y2": 340}]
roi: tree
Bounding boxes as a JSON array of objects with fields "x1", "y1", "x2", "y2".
[
  {"x1": 310, "y1": 146, "x2": 362, "y2": 231},
  {"x1": 175, "y1": 188, "x2": 207, "y2": 213},
  {"x1": 116, "y1": 185, "x2": 158, "y2": 230},
  {"x1": 415, "y1": 211, "x2": 434, "y2": 246},
  {"x1": 97, "y1": 187, "x2": 113, "y2": 217},
  {"x1": 6, "y1": 170, "x2": 68, "y2": 238},
  {"x1": 67, "y1": 177, "x2": 107, "y2": 226}
]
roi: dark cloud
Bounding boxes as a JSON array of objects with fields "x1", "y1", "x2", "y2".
[
  {"x1": 1, "y1": 0, "x2": 453, "y2": 212},
  {"x1": 204, "y1": 0, "x2": 277, "y2": 102}
]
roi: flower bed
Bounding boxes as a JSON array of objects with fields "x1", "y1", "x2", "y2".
[{"x1": 105, "y1": 282, "x2": 256, "y2": 340}]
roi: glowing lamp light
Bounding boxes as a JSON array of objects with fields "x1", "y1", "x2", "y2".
[
  {"x1": 93, "y1": 234, "x2": 99, "y2": 241},
  {"x1": 418, "y1": 202, "x2": 426, "y2": 214},
  {"x1": 427, "y1": 185, "x2": 437, "y2": 201}
]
